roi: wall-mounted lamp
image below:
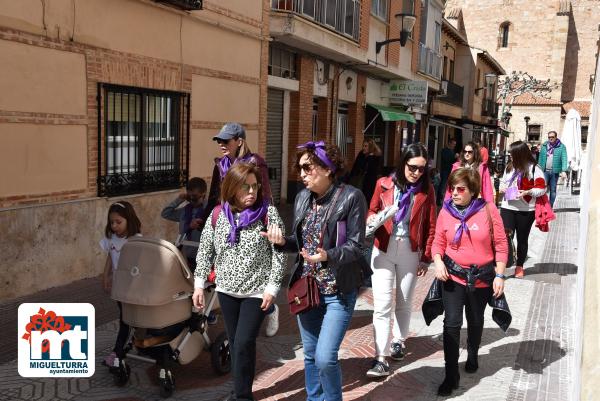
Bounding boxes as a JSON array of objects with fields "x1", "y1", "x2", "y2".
[
  {"x1": 375, "y1": 13, "x2": 417, "y2": 54},
  {"x1": 474, "y1": 73, "x2": 498, "y2": 94},
  {"x1": 345, "y1": 76, "x2": 353, "y2": 90}
]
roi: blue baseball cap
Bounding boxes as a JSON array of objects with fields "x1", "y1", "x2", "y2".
[{"x1": 212, "y1": 122, "x2": 246, "y2": 141}]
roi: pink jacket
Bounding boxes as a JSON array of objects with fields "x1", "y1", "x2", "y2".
[
  {"x1": 432, "y1": 202, "x2": 508, "y2": 287},
  {"x1": 535, "y1": 194, "x2": 555, "y2": 232},
  {"x1": 444, "y1": 162, "x2": 494, "y2": 203}
]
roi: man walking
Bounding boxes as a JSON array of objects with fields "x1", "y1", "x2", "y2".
[{"x1": 538, "y1": 131, "x2": 568, "y2": 207}]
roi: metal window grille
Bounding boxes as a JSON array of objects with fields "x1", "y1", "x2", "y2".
[
  {"x1": 271, "y1": 0, "x2": 361, "y2": 42},
  {"x1": 97, "y1": 83, "x2": 189, "y2": 197},
  {"x1": 336, "y1": 102, "x2": 349, "y2": 157}
]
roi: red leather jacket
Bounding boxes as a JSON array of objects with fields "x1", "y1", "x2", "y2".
[{"x1": 368, "y1": 176, "x2": 437, "y2": 263}]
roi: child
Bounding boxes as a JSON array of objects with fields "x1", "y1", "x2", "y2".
[{"x1": 100, "y1": 201, "x2": 142, "y2": 367}]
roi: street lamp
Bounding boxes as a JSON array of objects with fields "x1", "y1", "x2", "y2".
[
  {"x1": 474, "y1": 73, "x2": 498, "y2": 94},
  {"x1": 375, "y1": 13, "x2": 417, "y2": 53},
  {"x1": 524, "y1": 115, "x2": 530, "y2": 140}
]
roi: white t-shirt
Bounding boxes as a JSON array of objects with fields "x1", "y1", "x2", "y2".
[{"x1": 99, "y1": 234, "x2": 139, "y2": 271}]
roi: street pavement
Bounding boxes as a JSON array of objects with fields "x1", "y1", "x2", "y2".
[{"x1": 0, "y1": 186, "x2": 579, "y2": 401}]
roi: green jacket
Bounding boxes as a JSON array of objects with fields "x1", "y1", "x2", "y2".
[{"x1": 538, "y1": 141, "x2": 568, "y2": 173}]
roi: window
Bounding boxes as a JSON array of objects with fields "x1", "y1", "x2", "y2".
[
  {"x1": 98, "y1": 84, "x2": 189, "y2": 197},
  {"x1": 434, "y1": 21, "x2": 441, "y2": 53},
  {"x1": 442, "y1": 56, "x2": 448, "y2": 80},
  {"x1": 336, "y1": 102, "x2": 349, "y2": 157},
  {"x1": 449, "y1": 59, "x2": 455, "y2": 81},
  {"x1": 268, "y1": 47, "x2": 297, "y2": 79},
  {"x1": 527, "y1": 124, "x2": 542, "y2": 143},
  {"x1": 371, "y1": 0, "x2": 388, "y2": 20},
  {"x1": 581, "y1": 125, "x2": 588, "y2": 149},
  {"x1": 500, "y1": 22, "x2": 510, "y2": 48}
]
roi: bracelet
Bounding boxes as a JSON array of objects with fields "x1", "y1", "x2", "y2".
[{"x1": 495, "y1": 273, "x2": 506, "y2": 279}]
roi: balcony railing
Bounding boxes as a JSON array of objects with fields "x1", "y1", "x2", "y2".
[
  {"x1": 418, "y1": 43, "x2": 442, "y2": 80},
  {"x1": 482, "y1": 99, "x2": 499, "y2": 117},
  {"x1": 271, "y1": 0, "x2": 361, "y2": 41},
  {"x1": 440, "y1": 80, "x2": 464, "y2": 108}
]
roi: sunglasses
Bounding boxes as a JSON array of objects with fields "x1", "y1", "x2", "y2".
[
  {"x1": 299, "y1": 163, "x2": 315, "y2": 174},
  {"x1": 240, "y1": 183, "x2": 261, "y2": 193},
  {"x1": 548, "y1": 136, "x2": 557, "y2": 139},
  {"x1": 406, "y1": 164, "x2": 426, "y2": 174},
  {"x1": 216, "y1": 138, "x2": 232, "y2": 145},
  {"x1": 449, "y1": 185, "x2": 467, "y2": 194},
  {"x1": 464, "y1": 150, "x2": 474, "y2": 154}
]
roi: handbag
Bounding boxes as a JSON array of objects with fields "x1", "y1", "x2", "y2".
[{"x1": 287, "y1": 185, "x2": 345, "y2": 315}]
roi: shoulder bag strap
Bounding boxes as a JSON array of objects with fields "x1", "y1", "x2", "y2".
[{"x1": 484, "y1": 203, "x2": 496, "y2": 260}]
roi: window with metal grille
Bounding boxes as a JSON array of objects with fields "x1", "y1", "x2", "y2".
[
  {"x1": 97, "y1": 84, "x2": 189, "y2": 197},
  {"x1": 268, "y1": 47, "x2": 297, "y2": 79},
  {"x1": 527, "y1": 124, "x2": 542, "y2": 143},
  {"x1": 336, "y1": 102, "x2": 349, "y2": 157}
]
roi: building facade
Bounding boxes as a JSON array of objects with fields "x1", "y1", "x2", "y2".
[
  {"x1": 0, "y1": 0, "x2": 269, "y2": 299},
  {"x1": 444, "y1": 0, "x2": 600, "y2": 148}
]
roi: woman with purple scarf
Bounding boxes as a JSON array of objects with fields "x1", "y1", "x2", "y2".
[
  {"x1": 262, "y1": 141, "x2": 367, "y2": 401},
  {"x1": 192, "y1": 163, "x2": 286, "y2": 401},
  {"x1": 432, "y1": 167, "x2": 508, "y2": 396},
  {"x1": 203, "y1": 122, "x2": 272, "y2": 221},
  {"x1": 366, "y1": 143, "x2": 437, "y2": 378}
]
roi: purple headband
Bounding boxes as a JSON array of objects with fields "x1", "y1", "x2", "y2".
[{"x1": 297, "y1": 141, "x2": 337, "y2": 173}]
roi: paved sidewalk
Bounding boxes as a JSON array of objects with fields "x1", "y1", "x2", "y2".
[{"x1": 0, "y1": 187, "x2": 578, "y2": 401}]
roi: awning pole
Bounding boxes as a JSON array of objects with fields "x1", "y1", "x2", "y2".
[{"x1": 362, "y1": 113, "x2": 380, "y2": 134}]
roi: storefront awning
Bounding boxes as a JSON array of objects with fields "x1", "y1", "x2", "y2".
[{"x1": 367, "y1": 103, "x2": 416, "y2": 123}]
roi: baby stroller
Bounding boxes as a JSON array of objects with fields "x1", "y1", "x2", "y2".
[{"x1": 111, "y1": 237, "x2": 230, "y2": 398}]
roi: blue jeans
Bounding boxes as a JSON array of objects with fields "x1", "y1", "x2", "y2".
[
  {"x1": 297, "y1": 290, "x2": 357, "y2": 401},
  {"x1": 544, "y1": 170, "x2": 559, "y2": 207}
]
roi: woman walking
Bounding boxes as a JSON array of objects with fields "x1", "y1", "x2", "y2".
[
  {"x1": 445, "y1": 141, "x2": 494, "y2": 203},
  {"x1": 432, "y1": 167, "x2": 508, "y2": 396},
  {"x1": 262, "y1": 141, "x2": 368, "y2": 401},
  {"x1": 366, "y1": 143, "x2": 437, "y2": 377},
  {"x1": 192, "y1": 163, "x2": 286, "y2": 401},
  {"x1": 349, "y1": 138, "x2": 382, "y2": 202},
  {"x1": 499, "y1": 141, "x2": 547, "y2": 277}
]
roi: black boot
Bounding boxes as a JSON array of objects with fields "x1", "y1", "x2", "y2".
[
  {"x1": 438, "y1": 327, "x2": 460, "y2": 396},
  {"x1": 465, "y1": 325, "x2": 482, "y2": 373}
]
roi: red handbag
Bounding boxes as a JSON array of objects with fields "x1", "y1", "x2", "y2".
[
  {"x1": 288, "y1": 275, "x2": 320, "y2": 315},
  {"x1": 287, "y1": 185, "x2": 345, "y2": 315}
]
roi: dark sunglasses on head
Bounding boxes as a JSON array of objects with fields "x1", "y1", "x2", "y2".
[
  {"x1": 406, "y1": 164, "x2": 426, "y2": 173},
  {"x1": 299, "y1": 163, "x2": 315, "y2": 174},
  {"x1": 450, "y1": 185, "x2": 467, "y2": 194}
]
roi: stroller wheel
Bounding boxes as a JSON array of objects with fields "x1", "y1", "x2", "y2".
[
  {"x1": 159, "y1": 369, "x2": 175, "y2": 398},
  {"x1": 210, "y1": 331, "x2": 231, "y2": 375},
  {"x1": 112, "y1": 359, "x2": 131, "y2": 387}
]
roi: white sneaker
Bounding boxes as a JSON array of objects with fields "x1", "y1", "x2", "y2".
[{"x1": 264, "y1": 304, "x2": 279, "y2": 337}]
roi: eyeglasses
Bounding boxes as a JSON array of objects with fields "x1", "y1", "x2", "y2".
[
  {"x1": 240, "y1": 183, "x2": 261, "y2": 193},
  {"x1": 299, "y1": 163, "x2": 315, "y2": 174},
  {"x1": 449, "y1": 185, "x2": 467, "y2": 194},
  {"x1": 464, "y1": 150, "x2": 474, "y2": 154},
  {"x1": 406, "y1": 164, "x2": 426, "y2": 174},
  {"x1": 548, "y1": 136, "x2": 557, "y2": 139},
  {"x1": 216, "y1": 138, "x2": 232, "y2": 145}
]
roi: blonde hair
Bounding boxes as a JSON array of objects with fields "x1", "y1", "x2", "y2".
[{"x1": 364, "y1": 138, "x2": 382, "y2": 156}]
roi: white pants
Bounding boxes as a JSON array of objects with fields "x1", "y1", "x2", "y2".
[{"x1": 371, "y1": 238, "x2": 419, "y2": 357}]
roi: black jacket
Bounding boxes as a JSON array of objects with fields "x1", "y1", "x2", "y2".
[{"x1": 278, "y1": 182, "x2": 370, "y2": 294}]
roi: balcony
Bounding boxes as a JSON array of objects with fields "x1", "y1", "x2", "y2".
[
  {"x1": 271, "y1": 0, "x2": 361, "y2": 42},
  {"x1": 439, "y1": 80, "x2": 463, "y2": 108},
  {"x1": 418, "y1": 43, "x2": 442, "y2": 80},
  {"x1": 154, "y1": 0, "x2": 202, "y2": 10},
  {"x1": 482, "y1": 99, "x2": 499, "y2": 117}
]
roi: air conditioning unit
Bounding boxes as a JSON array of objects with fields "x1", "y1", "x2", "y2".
[{"x1": 439, "y1": 80, "x2": 448, "y2": 96}]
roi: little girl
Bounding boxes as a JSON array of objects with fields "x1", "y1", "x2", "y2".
[{"x1": 100, "y1": 201, "x2": 142, "y2": 367}]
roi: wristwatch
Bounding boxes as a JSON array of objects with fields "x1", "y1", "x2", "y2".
[{"x1": 495, "y1": 273, "x2": 506, "y2": 279}]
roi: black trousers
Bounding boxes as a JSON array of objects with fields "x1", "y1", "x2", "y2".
[
  {"x1": 442, "y1": 280, "x2": 492, "y2": 366},
  {"x1": 218, "y1": 293, "x2": 267, "y2": 401},
  {"x1": 500, "y1": 208, "x2": 535, "y2": 266},
  {"x1": 114, "y1": 302, "x2": 131, "y2": 357}
]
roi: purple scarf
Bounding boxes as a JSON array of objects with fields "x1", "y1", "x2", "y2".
[
  {"x1": 218, "y1": 153, "x2": 254, "y2": 180},
  {"x1": 393, "y1": 181, "x2": 422, "y2": 224},
  {"x1": 297, "y1": 141, "x2": 337, "y2": 172},
  {"x1": 442, "y1": 198, "x2": 486, "y2": 247},
  {"x1": 546, "y1": 138, "x2": 562, "y2": 155},
  {"x1": 222, "y1": 200, "x2": 269, "y2": 245}
]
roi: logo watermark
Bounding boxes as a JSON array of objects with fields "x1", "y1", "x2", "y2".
[{"x1": 18, "y1": 303, "x2": 95, "y2": 377}]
